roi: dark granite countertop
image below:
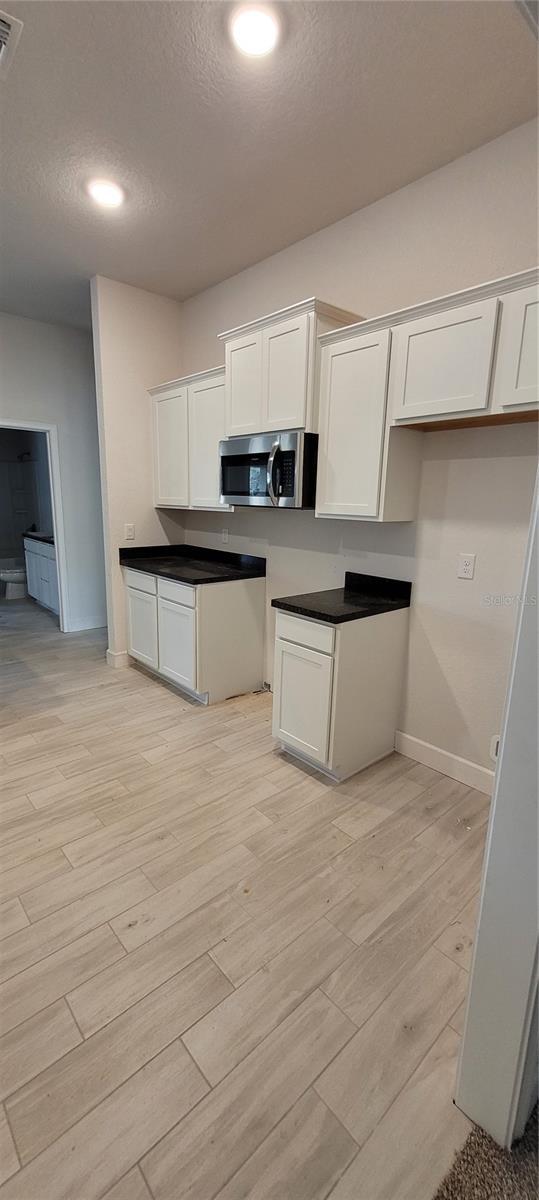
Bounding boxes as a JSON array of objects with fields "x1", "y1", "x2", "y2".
[
  {"x1": 119, "y1": 543, "x2": 266, "y2": 586},
  {"x1": 23, "y1": 532, "x2": 55, "y2": 546},
  {"x1": 272, "y1": 571, "x2": 412, "y2": 624}
]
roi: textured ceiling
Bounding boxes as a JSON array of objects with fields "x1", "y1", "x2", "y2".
[{"x1": 0, "y1": 1, "x2": 537, "y2": 328}]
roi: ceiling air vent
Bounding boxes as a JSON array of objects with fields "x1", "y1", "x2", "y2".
[{"x1": 0, "y1": 10, "x2": 23, "y2": 80}]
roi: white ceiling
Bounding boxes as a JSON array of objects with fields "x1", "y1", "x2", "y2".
[{"x1": 1, "y1": 1, "x2": 537, "y2": 329}]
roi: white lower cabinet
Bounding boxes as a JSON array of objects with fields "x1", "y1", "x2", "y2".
[
  {"x1": 157, "y1": 597, "x2": 196, "y2": 690},
  {"x1": 24, "y1": 539, "x2": 59, "y2": 615},
  {"x1": 25, "y1": 550, "x2": 41, "y2": 601},
  {"x1": 124, "y1": 569, "x2": 265, "y2": 704},
  {"x1": 126, "y1": 587, "x2": 158, "y2": 671},
  {"x1": 272, "y1": 606, "x2": 410, "y2": 780},
  {"x1": 273, "y1": 639, "x2": 333, "y2": 764}
]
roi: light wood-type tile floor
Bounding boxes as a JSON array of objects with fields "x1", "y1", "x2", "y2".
[{"x1": 0, "y1": 600, "x2": 490, "y2": 1200}]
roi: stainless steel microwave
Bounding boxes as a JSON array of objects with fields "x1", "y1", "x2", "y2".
[{"x1": 219, "y1": 430, "x2": 318, "y2": 508}]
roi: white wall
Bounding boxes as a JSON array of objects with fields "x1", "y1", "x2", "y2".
[
  {"x1": 176, "y1": 120, "x2": 538, "y2": 373},
  {"x1": 400, "y1": 425, "x2": 537, "y2": 770},
  {"x1": 178, "y1": 120, "x2": 538, "y2": 771},
  {"x1": 91, "y1": 276, "x2": 184, "y2": 661},
  {"x1": 456, "y1": 478, "x2": 538, "y2": 1144},
  {"x1": 0, "y1": 313, "x2": 106, "y2": 630}
]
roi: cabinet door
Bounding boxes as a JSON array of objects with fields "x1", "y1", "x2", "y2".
[
  {"x1": 152, "y1": 388, "x2": 189, "y2": 507},
  {"x1": 25, "y1": 550, "x2": 40, "y2": 600},
  {"x1": 316, "y1": 329, "x2": 390, "y2": 519},
  {"x1": 188, "y1": 374, "x2": 228, "y2": 509},
  {"x1": 47, "y1": 558, "x2": 59, "y2": 614},
  {"x1": 225, "y1": 331, "x2": 263, "y2": 436},
  {"x1": 272, "y1": 638, "x2": 333, "y2": 766},
  {"x1": 157, "y1": 597, "x2": 196, "y2": 690},
  {"x1": 390, "y1": 298, "x2": 499, "y2": 421},
  {"x1": 492, "y1": 285, "x2": 538, "y2": 411},
  {"x1": 127, "y1": 587, "x2": 158, "y2": 670},
  {"x1": 261, "y1": 313, "x2": 309, "y2": 430},
  {"x1": 38, "y1": 557, "x2": 54, "y2": 610}
]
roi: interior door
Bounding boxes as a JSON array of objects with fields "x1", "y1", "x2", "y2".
[
  {"x1": 126, "y1": 587, "x2": 158, "y2": 670},
  {"x1": 188, "y1": 374, "x2": 228, "y2": 509},
  {"x1": 157, "y1": 597, "x2": 196, "y2": 690},
  {"x1": 272, "y1": 637, "x2": 333, "y2": 765},
  {"x1": 152, "y1": 388, "x2": 189, "y2": 507},
  {"x1": 316, "y1": 328, "x2": 390, "y2": 519},
  {"x1": 225, "y1": 332, "x2": 263, "y2": 436},
  {"x1": 492, "y1": 285, "x2": 538, "y2": 411},
  {"x1": 390, "y1": 298, "x2": 499, "y2": 420},
  {"x1": 262, "y1": 313, "x2": 309, "y2": 430}
]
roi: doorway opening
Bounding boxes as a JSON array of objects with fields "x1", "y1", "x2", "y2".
[{"x1": 0, "y1": 421, "x2": 69, "y2": 631}]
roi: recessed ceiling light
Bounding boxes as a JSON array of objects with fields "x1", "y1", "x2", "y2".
[
  {"x1": 86, "y1": 179, "x2": 125, "y2": 209},
  {"x1": 230, "y1": 6, "x2": 280, "y2": 56}
]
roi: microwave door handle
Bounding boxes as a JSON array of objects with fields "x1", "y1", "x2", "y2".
[{"x1": 267, "y1": 441, "x2": 280, "y2": 506}]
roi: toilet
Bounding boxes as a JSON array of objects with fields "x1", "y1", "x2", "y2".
[{"x1": 0, "y1": 567, "x2": 27, "y2": 600}]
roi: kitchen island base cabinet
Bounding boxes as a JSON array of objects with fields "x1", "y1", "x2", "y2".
[
  {"x1": 124, "y1": 569, "x2": 265, "y2": 705},
  {"x1": 272, "y1": 607, "x2": 409, "y2": 781}
]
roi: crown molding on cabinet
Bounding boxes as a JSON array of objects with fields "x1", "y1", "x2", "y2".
[
  {"x1": 217, "y1": 298, "x2": 361, "y2": 342},
  {"x1": 318, "y1": 268, "x2": 539, "y2": 346},
  {"x1": 149, "y1": 366, "x2": 225, "y2": 396}
]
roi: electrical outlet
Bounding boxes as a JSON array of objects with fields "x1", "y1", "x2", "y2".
[
  {"x1": 490, "y1": 734, "x2": 500, "y2": 762},
  {"x1": 124, "y1": 523, "x2": 135, "y2": 541},
  {"x1": 222, "y1": 528, "x2": 229, "y2": 544},
  {"x1": 457, "y1": 553, "x2": 476, "y2": 580}
]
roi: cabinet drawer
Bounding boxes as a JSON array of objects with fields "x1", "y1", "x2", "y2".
[
  {"x1": 157, "y1": 577, "x2": 196, "y2": 607},
  {"x1": 275, "y1": 611, "x2": 335, "y2": 655},
  {"x1": 123, "y1": 568, "x2": 157, "y2": 595}
]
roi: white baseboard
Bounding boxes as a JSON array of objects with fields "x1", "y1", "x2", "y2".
[
  {"x1": 395, "y1": 730, "x2": 494, "y2": 796},
  {"x1": 106, "y1": 649, "x2": 130, "y2": 669}
]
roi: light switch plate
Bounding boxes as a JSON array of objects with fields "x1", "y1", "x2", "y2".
[
  {"x1": 457, "y1": 553, "x2": 476, "y2": 579},
  {"x1": 124, "y1": 523, "x2": 135, "y2": 540}
]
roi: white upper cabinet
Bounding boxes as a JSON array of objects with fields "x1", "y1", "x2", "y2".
[
  {"x1": 261, "y1": 312, "x2": 310, "y2": 431},
  {"x1": 385, "y1": 270, "x2": 538, "y2": 426},
  {"x1": 219, "y1": 299, "x2": 359, "y2": 437},
  {"x1": 152, "y1": 386, "x2": 189, "y2": 507},
  {"x1": 491, "y1": 284, "x2": 538, "y2": 412},
  {"x1": 225, "y1": 331, "x2": 264, "y2": 436},
  {"x1": 151, "y1": 369, "x2": 229, "y2": 511},
  {"x1": 389, "y1": 298, "x2": 499, "y2": 422},
  {"x1": 316, "y1": 328, "x2": 391, "y2": 519},
  {"x1": 188, "y1": 371, "x2": 227, "y2": 508}
]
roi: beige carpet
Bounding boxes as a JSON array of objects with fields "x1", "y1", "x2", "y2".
[{"x1": 434, "y1": 1106, "x2": 537, "y2": 1200}]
